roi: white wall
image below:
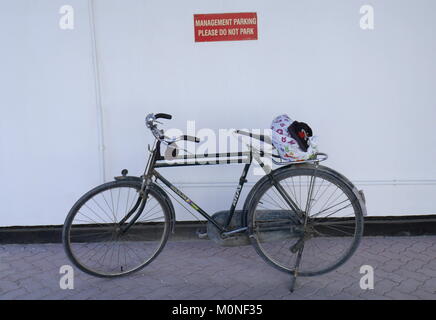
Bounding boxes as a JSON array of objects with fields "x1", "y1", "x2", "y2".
[
  {"x1": 0, "y1": 0, "x2": 102, "y2": 227},
  {"x1": 1, "y1": 0, "x2": 436, "y2": 227}
]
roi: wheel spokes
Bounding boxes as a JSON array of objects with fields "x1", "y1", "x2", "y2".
[
  {"x1": 252, "y1": 172, "x2": 361, "y2": 275},
  {"x1": 67, "y1": 184, "x2": 168, "y2": 276}
]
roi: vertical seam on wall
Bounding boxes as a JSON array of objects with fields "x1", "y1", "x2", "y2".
[{"x1": 88, "y1": 0, "x2": 106, "y2": 182}]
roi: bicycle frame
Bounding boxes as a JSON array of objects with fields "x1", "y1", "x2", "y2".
[
  {"x1": 143, "y1": 140, "x2": 257, "y2": 233},
  {"x1": 121, "y1": 136, "x2": 310, "y2": 236}
]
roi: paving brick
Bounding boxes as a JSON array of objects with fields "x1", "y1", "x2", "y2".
[
  {"x1": 384, "y1": 290, "x2": 419, "y2": 300},
  {"x1": 358, "y1": 291, "x2": 389, "y2": 300},
  {"x1": 395, "y1": 278, "x2": 422, "y2": 294},
  {"x1": 417, "y1": 277, "x2": 436, "y2": 294},
  {"x1": 416, "y1": 267, "x2": 436, "y2": 278},
  {"x1": 0, "y1": 280, "x2": 21, "y2": 292},
  {"x1": 393, "y1": 268, "x2": 430, "y2": 283},
  {"x1": 1, "y1": 236, "x2": 436, "y2": 300},
  {"x1": 0, "y1": 288, "x2": 29, "y2": 300},
  {"x1": 374, "y1": 279, "x2": 399, "y2": 294},
  {"x1": 412, "y1": 290, "x2": 436, "y2": 300}
]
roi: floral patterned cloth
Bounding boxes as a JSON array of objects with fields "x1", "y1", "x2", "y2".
[{"x1": 271, "y1": 114, "x2": 318, "y2": 162}]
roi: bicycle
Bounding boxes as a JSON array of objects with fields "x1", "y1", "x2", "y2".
[{"x1": 63, "y1": 113, "x2": 366, "y2": 291}]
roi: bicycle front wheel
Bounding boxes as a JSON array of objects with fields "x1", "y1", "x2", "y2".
[
  {"x1": 247, "y1": 165, "x2": 364, "y2": 277},
  {"x1": 63, "y1": 180, "x2": 171, "y2": 277}
]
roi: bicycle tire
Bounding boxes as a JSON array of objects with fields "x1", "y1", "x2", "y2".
[
  {"x1": 246, "y1": 165, "x2": 364, "y2": 277},
  {"x1": 63, "y1": 180, "x2": 171, "y2": 278}
]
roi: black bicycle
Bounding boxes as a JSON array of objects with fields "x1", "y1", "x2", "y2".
[{"x1": 63, "y1": 113, "x2": 366, "y2": 291}]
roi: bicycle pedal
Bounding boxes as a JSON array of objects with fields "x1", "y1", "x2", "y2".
[{"x1": 196, "y1": 229, "x2": 208, "y2": 239}]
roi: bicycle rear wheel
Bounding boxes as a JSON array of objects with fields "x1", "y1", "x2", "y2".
[
  {"x1": 247, "y1": 165, "x2": 364, "y2": 277},
  {"x1": 63, "y1": 180, "x2": 170, "y2": 277}
]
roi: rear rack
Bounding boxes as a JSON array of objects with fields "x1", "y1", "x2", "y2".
[{"x1": 271, "y1": 152, "x2": 328, "y2": 166}]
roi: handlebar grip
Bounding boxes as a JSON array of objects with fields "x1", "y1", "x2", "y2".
[
  {"x1": 155, "y1": 113, "x2": 172, "y2": 120},
  {"x1": 182, "y1": 135, "x2": 200, "y2": 143}
]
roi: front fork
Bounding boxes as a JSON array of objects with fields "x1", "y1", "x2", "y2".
[
  {"x1": 117, "y1": 176, "x2": 152, "y2": 235},
  {"x1": 119, "y1": 141, "x2": 159, "y2": 233}
]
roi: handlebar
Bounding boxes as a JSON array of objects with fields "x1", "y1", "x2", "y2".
[
  {"x1": 155, "y1": 113, "x2": 172, "y2": 120},
  {"x1": 145, "y1": 113, "x2": 200, "y2": 144},
  {"x1": 181, "y1": 135, "x2": 200, "y2": 143}
]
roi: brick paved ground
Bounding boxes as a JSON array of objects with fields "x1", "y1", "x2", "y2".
[{"x1": 0, "y1": 236, "x2": 435, "y2": 300}]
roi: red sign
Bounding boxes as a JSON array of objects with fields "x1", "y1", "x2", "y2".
[{"x1": 194, "y1": 12, "x2": 258, "y2": 42}]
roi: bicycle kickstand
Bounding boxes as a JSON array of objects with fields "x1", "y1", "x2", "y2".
[{"x1": 290, "y1": 245, "x2": 304, "y2": 292}]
